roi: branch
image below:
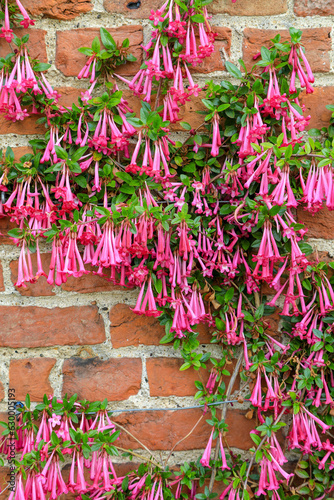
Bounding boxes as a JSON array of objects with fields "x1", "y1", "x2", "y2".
[
  {"x1": 112, "y1": 420, "x2": 159, "y2": 463},
  {"x1": 164, "y1": 415, "x2": 204, "y2": 466},
  {"x1": 208, "y1": 349, "x2": 244, "y2": 493},
  {"x1": 113, "y1": 445, "x2": 163, "y2": 469}
]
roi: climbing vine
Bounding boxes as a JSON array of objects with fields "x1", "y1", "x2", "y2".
[{"x1": 0, "y1": 0, "x2": 334, "y2": 499}]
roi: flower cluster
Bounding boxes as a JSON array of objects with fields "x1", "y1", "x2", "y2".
[{"x1": 0, "y1": 0, "x2": 334, "y2": 498}]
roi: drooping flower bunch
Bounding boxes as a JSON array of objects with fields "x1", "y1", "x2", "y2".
[
  {"x1": 0, "y1": 0, "x2": 34, "y2": 41},
  {"x1": 1, "y1": 0, "x2": 334, "y2": 498}
]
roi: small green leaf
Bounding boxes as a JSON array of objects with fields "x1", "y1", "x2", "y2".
[{"x1": 225, "y1": 61, "x2": 242, "y2": 79}]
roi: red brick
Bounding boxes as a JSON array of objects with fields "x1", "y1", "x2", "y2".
[
  {"x1": 9, "y1": 358, "x2": 56, "y2": 402},
  {"x1": 243, "y1": 28, "x2": 331, "y2": 73},
  {"x1": 0, "y1": 305, "x2": 105, "y2": 347},
  {"x1": 147, "y1": 358, "x2": 239, "y2": 397},
  {"x1": 297, "y1": 206, "x2": 334, "y2": 239},
  {"x1": 0, "y1": 466, "x2": 10, "y2": 500},
  {"x1": 13, "y1": 146, "x2": 33, "y2": 160},
  {"x1": 23, "y1": 0, "x2": 92, "y2": 20},
  {"x1": 56, "y1": 26, "x2": 143, "y2": 78},
  {"x1": 147, "y1": 358, "x2": 209, "y2": 397},
  {"x1": 0, "y1": 218, "x2": 17, "y2": 244},
  {"x1": 10, "y1": 252, "x2": 125, "y2": 295},
  {"x1": 110, "y1": 304, "x2": 213, "y2": 348},
  {"x1": 62, "y1": 357, "x2": 142, "y2": 400},
  {"x1": 0, "y1": 29, "x2": 47, "y2": 62},
  {"x1": 0, "y1": 114, "x2": 45, "y2": 135},
  {"x1": 196, "y1": 27, "x2": 231, "y2": 73},
  {"x1": 57, "y1": 86, "x2": 86, "y2": 108},
  {"x1": 10, "y1": 253, "x2": 55, "y2": 297},
  {"x1": 294, "y1": 0, "x2": 334, "y2": 16},
  {"x1": 115, "y1": 409, "x2": 254, "y2": 450},
  {"x1": 60, "y1": 266, "x2": 126, "y2": 294},
  {"x1": 104, "y1": 0, "x2": 160, "y2": 18},
  {"x1": 110, "y1": 303, "x2": 163, "y2": 347},
  {"x1": 210, "y1": 0, "x2": 287, "y2": 15},
  {"x1": 300, "y1": 86, "x2": 334, "y2": 130},
  {"x1": 176, "y1": 94, "x2": 206, "y2": 130}
]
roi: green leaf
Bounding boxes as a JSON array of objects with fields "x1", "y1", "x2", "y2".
[
  {"x1": 160, "y1": 331, "x2": 174, "y2": 344},
  {"x1": 7, "y1": 229, "x2": 22, "y2": 238},
  {"x1": 92, "y1": 37, "x2": 101, "y2": 53},
  {"x1": 71, "y1": 146, "x2": 88, "y2": 162},
  {"x1": 180, "y1": 121, "x2": 192, "y2": 130},
  {"x1": 318, "y1": 158, "x2": 332, "y2": 168},
  {"x1": 75, "y1": 175, "x2": 87, "y2": 188},
  {"x1": 261, "y1": 47, "x2": 271, "y2": 63},
  {"x1": 269, "y1": 205, "x2": 282, "y2": 216},
  {"x1": 33, "y1": 63, "x2": 51, "y2": 72},
  {"x1": 255, "y1": 303, "x2": 264, "y2": 320},
  {"x1": 191, "y1": 14, "x2": 205, "y2": 23},
  {"x1": 180, "y1": 362, "x2": 191, "y2": 371},
  {"x1": 116, "y1": 171, "x2": 133, "y2": 183},
  {"x1": 78, "y1": 47, "x2": 94, "y2": 56},
  {"x1": 224, "y1": 287, "x2": 234, "y2": 302},
  {"x1": 250, "y1": 433, "x2": 261, "y2": 446},
  {"x1": 54, "y1": 146, "x2": 68, "y2": 160},
  {"x1": 201, "y1": 99, "x2": 215, "y2": 111},
  {"x1": 225, "y1": 61, "x2": 242, "y2": 79},
  {"x1": 296, "y1": 469, "x2": 309, "y2": 479},
  {"x1": 100, "y1": 28, "x2": 116, "y2": 50}
]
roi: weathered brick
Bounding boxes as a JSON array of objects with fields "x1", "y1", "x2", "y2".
[
  {"x1": 297, "y1": 206, "x2": 334, "y2": 240},
  {"x1": 24, "y1": 0, "x2": 92, "y2": 20},
  {"x1": 0, "y1": 114, "x2": 45, "y2": 135},
  {"x1": 104, "y1": 0, "x2": 287, "y2": 18},
  {"x1": 0, "y1": 466, "x2": 10, "y2": 500},
  {"x1": 9, "y1": 358, "x2": 56, "y2": 401},
  {"x1": 110, "y1": 303, "x2": 164, "y2": 347},
  {"x1": 0, "y1": 217, "x2": 17, "y2": 244},
  {"x1": 115, "y1": 408, "x2": 254, "y2": 450},
  {"x1": 10, "y1": 252, "x2": 55, "y2": 296},
  {"x1": 13, "y1": 146, "x2": 33, "y2": 160},
  {"x1": 174, "y1": 95, "x2": 205, "y2": 130},
  {"x1": 61, "y1": 266, "x2": 126, "y2": 294},
  {"x1": 0, "y1": 305, "x2": 105, "y2": 347},
  {"x1": 0, "y1": 29, "x2": 47, "y2": 61},
  {"x1": 62, "y1": 357, "x2": 142, "y2": 400},
  {"x1": 147, "y1": 358, "x2": 209, "y2": 397},
  {"x1": 110, "y1": 304, "x2": 213, "y2": 347},
  {"x1": 104, "y1": 0, "x2": 161, "y2": 18},
  {"x1": 243, "y1": 28, "x2": 331, "y2": 73},
  {"x1": 10, "y1": 252, "x2": 125, "y2": 295},
  {"x1": 57, "y1": 86, "x2": 86, "y2": 109},
  {"x1": 56, "y1": 27, "x2": 143, "y2": 78},
  {"x1": 294, "y1": 0, "x2": 334, "y2": 16},
  {"x1": 196, "y1": 27, "x2": 232, "y2": 73},
  {"x1": 210, "y1": 0, "x2": 288, "y2": 15},
  {"x1": 147, "y1": 358, "x2": 239, "y2": 397},
  {"x1": 300, "y1": 86, "x2": 334, "y2": 130}
]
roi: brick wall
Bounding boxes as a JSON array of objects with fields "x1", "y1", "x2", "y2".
[{"x1": 0, "y1": 0, "x2": 333, "y2": 468}]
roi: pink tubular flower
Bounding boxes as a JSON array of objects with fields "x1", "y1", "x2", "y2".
[
  {"x1": 200, "y1": 429, "x2": 214, "y2": 467},
  {"x1": 131, "y1": 277, "x2": 161, "y2": 317}
]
